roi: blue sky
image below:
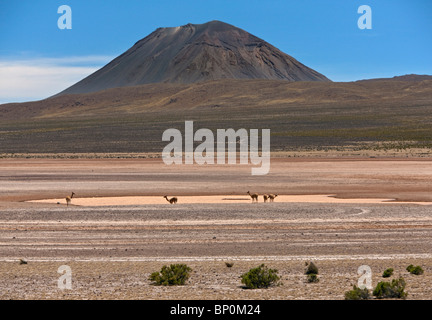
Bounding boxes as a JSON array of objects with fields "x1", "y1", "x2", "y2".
[{"x1": 0, "y1": 0, "x2": 431, "y2": 103}]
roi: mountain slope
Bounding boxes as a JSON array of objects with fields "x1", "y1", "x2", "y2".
[
  {"x1": 1, "y1": 77, "x2": 432, "y2": 154},
  {"x1": 58, "y1": 20, "x2": 330, "y2": 95},
  {"x1": 2, "y1": 77, "x2": 432, "y2": 120}
]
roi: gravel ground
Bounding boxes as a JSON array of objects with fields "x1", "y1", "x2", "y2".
[
  {"x1": 0, "y1": 202, "x2": 431, "y2": 300},
  {"x1": 1, "y1": 158, "x2": 431, "y2": 300}
]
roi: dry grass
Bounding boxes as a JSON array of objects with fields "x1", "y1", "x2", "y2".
[{"x1": 0, "y1": 79, "x2": 431, "y2": 154}]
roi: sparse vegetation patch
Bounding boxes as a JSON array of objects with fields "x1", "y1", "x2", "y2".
[
  {"x1": 406, "y1": 264, "x2": 424, "y2": 275},
  {"x1": 149, "y1": 264, "x2": 192, "y2": 286},
  {"x1": 373, "y1": 277, "x2": 408, "y2": 299},
  {"x1": 382, "y1": 268, "x2": 394, "y2": 278},
  {"x1": 344, "y1": 285, "x2": 370, "y2": 300},
  {"x1": 240, "y1": 264, "x2": 281, "y2": 289}
]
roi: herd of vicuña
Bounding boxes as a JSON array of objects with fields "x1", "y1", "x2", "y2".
[
  {"x1": 248, "y1": 191, "x2": 277, "y2": 203},
  {"x1": 63, "y1": 191, "x2": 277, "y2": 206}
]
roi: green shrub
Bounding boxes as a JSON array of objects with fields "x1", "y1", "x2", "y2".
[
  {"x1": 373, "y1": 277, "x2": 408, "y2": 299},
  {"x1": 382, "y1": 268, "x2": 394, "y2": 278},
  {"x1": 305, "y1": 262, "x2": 319, "y2": 275},
  {"x1": 241, "y1": 264, "x2": 281, "y2": 289},
  {"x1": 149, "y1": 264, "x2": 192, "y2": 286},
  {"x1": 406, "y1": 264, "x2": 424, "y2": 275},
  {"x1": 344, "y1": 285, "x2": 370, "y2": 300},
  {"x1": 306, "y1": 273, "x2": 319, "y2": 283}
]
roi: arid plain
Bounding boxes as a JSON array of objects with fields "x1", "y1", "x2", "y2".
[
  {"x1": 2, "y1": 18, "x2": 431, "y2": 302},
  {"x1": 1, "y1": 156, "x2": 432, "y2": 299}
]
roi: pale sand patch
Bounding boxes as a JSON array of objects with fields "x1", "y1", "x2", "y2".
[{"x1": 28, "y1": 194, "x2": 432, "y2": 206}]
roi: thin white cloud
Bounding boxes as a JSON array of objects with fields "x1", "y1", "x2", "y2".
[
  {"x1": 3, "y1": 55, "x2": 115, "y2": 67},
  {"x1": 0, "y1": 56, "x2": 113, "y2": 104}
]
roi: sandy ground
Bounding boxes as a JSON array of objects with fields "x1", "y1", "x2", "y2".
[
  {"x1": 1, "y1": 158, "x2": 432, "y2": 300},
  {"x1": 29, "y1": 194, "x2": 432, "y2": 206}
]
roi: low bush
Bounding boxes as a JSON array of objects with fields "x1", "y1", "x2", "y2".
[
  {"x1": 373, "y1": 277, "x2": 408, "y2": 299},
  {"x1": 305, "y1": 262, "x2": 319, "y2": 275},
  {"x1": 306, "y1": 273, "x2": 319, "y2": 283},
  {"x1": 344, "y1": 285, "x2": 370, "y2": 300},
  {"x1": 149, "y1": 264, "x2": 192, "y2": 286},
  {"x1": 382, "y1": 268, "x2": 394, "y2": 278},
  {"x1": 241, "y1": 264, "x2": 281, "y2": 289},
  {"x1": 406, "y1": 264, "x2": 424, "y2": 275}
]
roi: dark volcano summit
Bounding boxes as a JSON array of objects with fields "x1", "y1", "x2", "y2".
[{"x1": 59, "y1": 20, "x2": 330, "y2": 95}]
